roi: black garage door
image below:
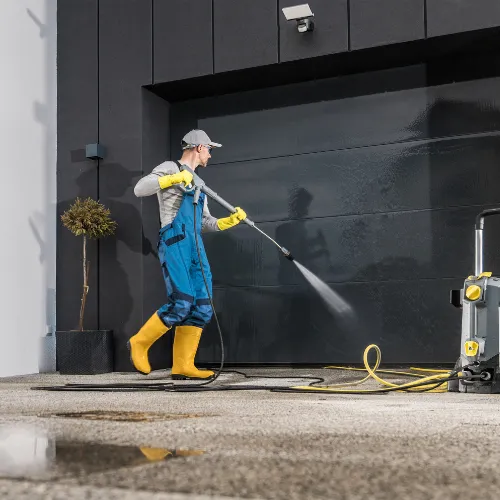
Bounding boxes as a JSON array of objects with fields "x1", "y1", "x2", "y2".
[{"x1": 168, "y1": 66, "x2": 500, "y2": 365}]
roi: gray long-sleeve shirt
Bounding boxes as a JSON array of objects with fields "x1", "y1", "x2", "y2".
[{"x1": 134, "y1": 161, "x2": 220, "y2": 232}]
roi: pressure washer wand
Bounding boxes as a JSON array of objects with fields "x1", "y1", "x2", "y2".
[
  {"x1": 201, "y1": 184, "x2": 294, "y2": 261},
  {"x1": 178, "y1": 166, "x2": 294, "y2": 260}
]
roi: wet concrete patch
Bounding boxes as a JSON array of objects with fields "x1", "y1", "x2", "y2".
[
  {"x1": 0, "y1": 425, "x2": 204, "y2": 480},
  {"x1": 53, "y1": 442, "x2": 204, "y2": 476},
  {"x1": 41, "y1": 411, "x2": 205, "y2": 422}
]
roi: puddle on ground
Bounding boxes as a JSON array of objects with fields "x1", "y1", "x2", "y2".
[
  {"x1": 0, "y1": 425, "x2": 204, "y2": 480},
  {"x1": 44, "y1": 410, "x2": 204, "y2": 422}
]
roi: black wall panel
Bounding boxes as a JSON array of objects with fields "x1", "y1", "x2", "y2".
[
  {"x1": 427, "y1": 0, "x2": 500, "y2": 37},
  {"x1": 57, "y1": 0, "x2": 99, "y2": 332},
  {"x1": 153, "y1": 0, "x2": 213, "y2": 83},
  {"x1": 98, "y1": 0, "x2": 152, "y2": 371},
  {"x1": 203, "y1": 204, "x2": 500, "y2": 287},
  {"x1": 350, "y1": 0, "x2": 425, "y2": 50},
  {"x1": 170, "y1": 72, "x2": 500, "y2": 365},
  {"x1": 169, "y1": 101, "x2": 199, "y2": 155},
  {"x1": 279, "y1": 0, "x2": 348, "y2": 62},
  {"x1": 214, "y1": 0, "x2": 278, "y2": 73},
  {"x1": 198, "y1": 77, "x2": 500, "y2": 165},
  {"x1": 197, "y1": 278, "x2": 464, "y2": 364},
  {"x1": 198, "y1": 135, "x2": 500, "y2": 224}
]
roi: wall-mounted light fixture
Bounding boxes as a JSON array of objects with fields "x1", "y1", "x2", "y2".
[
  {"x1": 85, "y1": 143, "x2": 106, "y2": 160},
  {"x1": 282, "y1": 4, "x2": 314, "y2": 33}
]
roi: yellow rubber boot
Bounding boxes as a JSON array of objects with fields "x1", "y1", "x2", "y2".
[
  {"x1": 171, "y1": 326, "x2": 214, "y2": 380},
  {"x1": 139, "y1": 447, "x2": 173, "y2": 461},
  {"x1": 127, "y1": 312, "x2": 170, "y2": 374}
]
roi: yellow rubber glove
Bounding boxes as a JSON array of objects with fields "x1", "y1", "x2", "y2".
[
  {"x1": 217, "y1": 207, "x2": 247, "y2": 231},
  {"x1": 158, "y1": 170, "x2": 193, "y2": 189}
]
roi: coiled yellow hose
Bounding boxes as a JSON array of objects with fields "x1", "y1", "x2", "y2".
[{"x1": 291, "y1": 344, "x2": 453, "y2": 393}]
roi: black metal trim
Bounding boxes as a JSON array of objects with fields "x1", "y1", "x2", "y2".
[
  {"x1": 347, "y1": 0, "x2": 351, "y2": 51},
  {"x1": 151, "y1": 0, "x2": 155, "y2": 83},
  {"x1": 424, "y1": 0, "x2": 428, "y2": 38}
]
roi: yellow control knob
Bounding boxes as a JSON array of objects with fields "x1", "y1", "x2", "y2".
[
  {"x1": 464, "y1": 341, "x2": 479, "y2": 357},
  {"x1": 465, "y1": 285, "x2": 482, "y2": 301}
]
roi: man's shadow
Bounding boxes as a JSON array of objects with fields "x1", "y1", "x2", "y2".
[
  {"x1": 276, "y1": 187, "x2": 333, "y2": 284},
  {"x1": 76, "y1": 164, "x2": 157, "y2": 371},
  {"x1": 265, "y1": 187, "x2": 337, "y2": 362}
]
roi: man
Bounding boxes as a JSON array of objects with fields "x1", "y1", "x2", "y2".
[{"x1": 128, "y1": 130, "x2": 246, "y2": 379}]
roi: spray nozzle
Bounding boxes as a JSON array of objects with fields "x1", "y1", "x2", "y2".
[{"x1": 281, "y1": 247, "x2": 294, "y2": 261}]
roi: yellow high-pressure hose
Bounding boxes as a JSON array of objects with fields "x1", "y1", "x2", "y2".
[
  {"x1": 409, "y1": 367, "x2": 450, "y2": 374},
  {"x1": 324, "y1": 366, "x2": 423, "y2": 379},
  {"x1": 291, "y1": 344, "x2": 453, "y2": 393}
]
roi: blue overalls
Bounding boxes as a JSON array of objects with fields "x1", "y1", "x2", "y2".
[{"x1": 156, "y1": 188, "x2": 213, "y2": 329}]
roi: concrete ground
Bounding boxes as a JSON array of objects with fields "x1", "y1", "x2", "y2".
[{"x1": 0, "y1": 367, "x2": 499, "y2": 500}]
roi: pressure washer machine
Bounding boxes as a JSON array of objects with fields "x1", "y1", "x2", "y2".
[{"x1": 450, "y1": 208, "x2": 500, "y2": 393}]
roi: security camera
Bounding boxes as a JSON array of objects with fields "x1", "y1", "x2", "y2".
[{"x1": 282, "y1": 4, "x2": 314, "y2": 33}]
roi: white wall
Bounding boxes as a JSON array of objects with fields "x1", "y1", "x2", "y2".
[{"x1": 0, "y1": 0, "x2": 57, "y2": 376}]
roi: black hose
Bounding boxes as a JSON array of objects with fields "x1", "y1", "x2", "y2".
[{"x1": 32, "y1": 374, "x2": 466, "y2": 393}]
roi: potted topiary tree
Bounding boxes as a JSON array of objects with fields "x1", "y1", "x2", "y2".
[{"x1": 56, "y1": 197, "x2": 117, "y2": 374}]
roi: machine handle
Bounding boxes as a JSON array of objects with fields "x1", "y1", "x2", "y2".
[
  {"x1": 475, "y1": 208, "x2": 500, "y2": 229},
  {"x1": 474, "y1": 208, "x2": 500, "y2": 275}
]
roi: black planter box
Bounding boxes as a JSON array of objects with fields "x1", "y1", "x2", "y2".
[{"x1": 56, "y1": 330, "x2": 114, "y2": 374}]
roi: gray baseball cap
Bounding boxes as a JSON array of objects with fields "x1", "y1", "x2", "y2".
[{"x1": 182, "y1": 129, "x2": 222, "y2": 149}]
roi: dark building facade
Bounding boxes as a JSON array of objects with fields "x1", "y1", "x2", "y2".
[{"x1": 57, "y1": 0, "x2": 500, "y2": 371}]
